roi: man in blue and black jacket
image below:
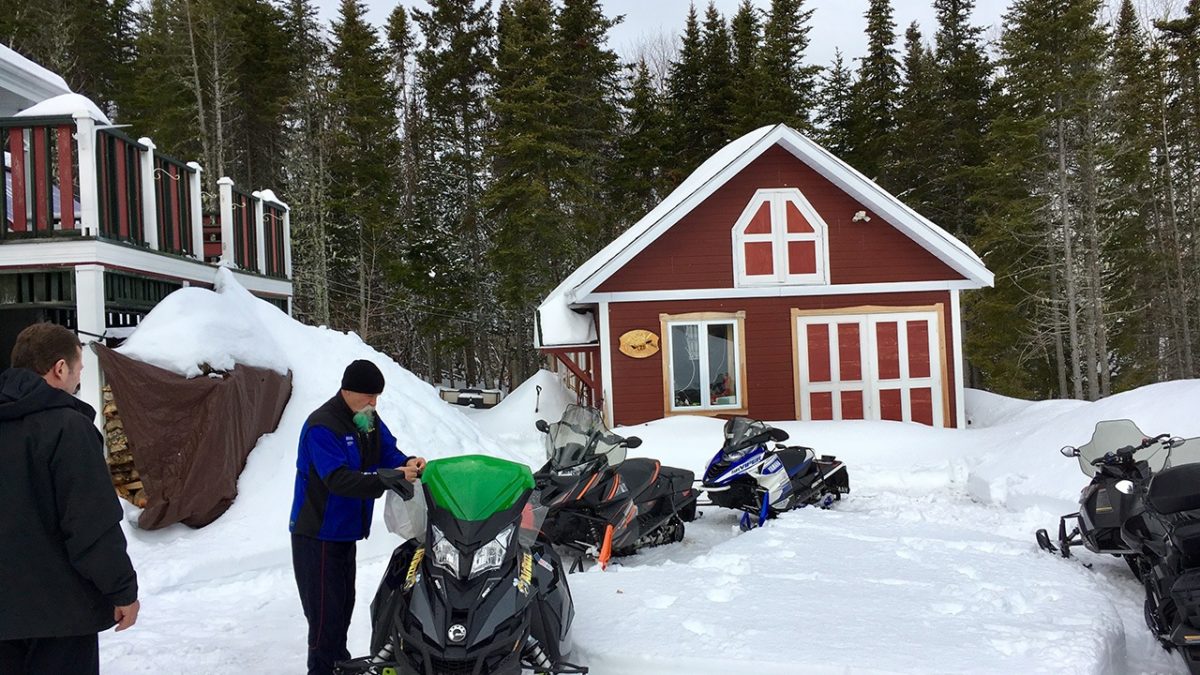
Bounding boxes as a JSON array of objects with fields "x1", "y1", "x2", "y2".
[{"x1": 289, "y1": 359, "x2": 425, "y2": 675}]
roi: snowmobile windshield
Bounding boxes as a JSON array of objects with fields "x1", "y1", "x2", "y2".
[
  {"x1": 1164, "y1": 437, "x2": 1200, "y2": 470},
  {"x1": 422, "y1": 455, "x2": 534, "y2": 522},
  {"x1": 518, "y1": 490, "x2": 550, "y2": 548},
  {"x1": 544, "y1": 404, "x2": 628, "y2": 470},
  {"x1": 1075, "y1": 419, "x2": 1168, "y2": 478},
  {"x1": 721, "y1": 417, "x2": 775, "y2": 458}
]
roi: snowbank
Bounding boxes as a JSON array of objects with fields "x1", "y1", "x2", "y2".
[
  {"x1": 463, "y1": 369, "x2": 575, "y2": 465},
  {"x1": 115, "y1": 269, "x2": 508, "y2": 593}
]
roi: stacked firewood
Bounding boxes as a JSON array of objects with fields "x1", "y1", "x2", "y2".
[{"x1": 103, "y1": 386, "x2": 148, "y2": 508}]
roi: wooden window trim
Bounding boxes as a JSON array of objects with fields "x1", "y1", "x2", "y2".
[
  {"x1": 732, "y1": 188, "x2": 830, "y2": 288},
  {"x1": 659, "y1": 311, "x2": 749, "y2": 418},
  {"x1": 790, "y1": 304, "x2": 949, "y2": 425}
]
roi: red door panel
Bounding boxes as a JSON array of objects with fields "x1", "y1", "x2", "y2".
[
  {"x1": 806, "y1": 324, "x2": 831, "y2": 383},
  {"x1": 875, "y1": 321, "x2": 901, "y2": 380}
]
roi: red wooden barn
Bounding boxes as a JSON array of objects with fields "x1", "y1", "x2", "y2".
[{"x1": 535, "y1": 124, "x2": 993, "y2": 429}]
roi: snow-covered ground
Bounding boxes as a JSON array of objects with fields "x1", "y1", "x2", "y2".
[{"x1": 97, "y1": 274, "x2": 1197, "y2": 673}]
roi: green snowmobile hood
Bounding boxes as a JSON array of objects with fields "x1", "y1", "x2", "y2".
[{"x1": 422, "y1": 455, "x2": 534, "y2": 522}]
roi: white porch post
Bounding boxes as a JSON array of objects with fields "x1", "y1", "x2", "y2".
[
  {"x1": 187, "y1": 162, "x2": 204, "y2": 260},
  {"x1": 950, "y1": 289, "x2": 967, "y2": 429},
  {"x1": 137, "y1": 137, "x2": 158, "y2": 250},
  {"x1": 72, "y1": 113, "x2": 100, "y2": 237},
  {"x1": 252, "y1": 191, "x2": 266, "y2": 274},
  {"x1": 74, "y1": 264, "x2": 106, "y2": 433},
  {"x1": 218, "y1": 177, "x2": 235, "y2": 265},
  {"x1": 598, "y1": 300, "x2": 615, "y2": 426},
  {"x1": 282, "y1": 207, "x2": 293, "y2": 280}
]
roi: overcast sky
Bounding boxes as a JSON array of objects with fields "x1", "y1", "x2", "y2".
[
  {"x1": 312, "y1": 1, "x2": 1177, "y2": 70},
  {"x1": 313, "y1": 0, "x2": 1014, "y2": 68}
]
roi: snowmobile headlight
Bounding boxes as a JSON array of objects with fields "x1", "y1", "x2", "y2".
[
  {"x1": 723, "y1": 444, "x2": 756, "y2": 463},
  {"x1": 470, "y1": 525, "x2": 514, "y2": 578},
  {"x1": 430, "y1": 526, "x2": 460, "y2": 574}
]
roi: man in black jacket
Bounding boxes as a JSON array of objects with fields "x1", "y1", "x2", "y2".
[
  {"x1": 289, "y1": 359, "x2": 425, "y2": 675},
  {"x1": 0, "y1": 322, "x2": 140, "y2": 675}
]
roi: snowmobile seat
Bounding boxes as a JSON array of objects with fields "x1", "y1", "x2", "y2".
[
  {"x1": 774, "y1": 447, "x2": 816, "y2": 478},
  {"x1": 658, "y1": 466, "x2": 695, "y2": 494},
  {"x1": 615, "y1": 458, "x2": 662, "y2": 500},
  {"x1": 1149, "y1": 464, "x2": 1200, "y2": 515}
]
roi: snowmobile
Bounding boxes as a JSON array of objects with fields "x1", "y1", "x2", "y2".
[
  {"x1": 700, "y1": 417, "x2": 849, "y2": 531},
  {"x1": 1111, "y1": 436, "x2": 1200, "y2": 673},
  {"x1": 533, "y1": 405, "x2": 699, "y2": 570},
  {"x1": 1035, "y1": 419, "x2": 1178, "y2": 575},
  {"x1": 334, "y1": 456, "x2": 586, "y2": 675}
]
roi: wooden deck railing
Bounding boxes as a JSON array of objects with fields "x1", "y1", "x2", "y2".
[
  {"x1": 1, "y1": 115, "x2": 78, "y2": 236},
  {"x1": 2, "y1": 112, "x2": 290, "y2": 280}
]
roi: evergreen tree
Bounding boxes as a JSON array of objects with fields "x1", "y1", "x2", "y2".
[
  {"x1": 974, "y1": 0, "x2": 1110, "y2": 398},
  {"x1": 846, "y1": 0, "x2": 900, "y2": 178},
  {"x1": 484, "y1": 0, "x2": 568, "y2": 381},
  {"x1": 927, "y1": 0, "x2": 992, "y2": 240},
  {"x1": 888, "y1": 23, "x2": 939, "y2": 213},
  {"x1": 759, "y1": 0, "x2": 819, "y2": 131},
  {"x1": 327, "y1": 0, "x2": 402, "y2": 341},
  {"x1": 814, "y1": 49, "x2": 854, "y2": 155},
  {"x1": 729, "y1": 1, "x2": 768, "y2": 135},
  {"x1": 553, "y1": 0, "x2": 624, "y2": 248},
  {"x1": 412, "y1": 0, "x2": 494, "y2": 385},
  {"x1": 281, "y1": 0, "x2": 334, "y2": 327},
  {"x1": 1102, "y1": 0, "x2": 1159, "y2": 390},
  {"x1": 612, "y1": 60, "x2": 669, "y2": 226},
  {"x1": 698, "y1": 2, "x2": 735, "y2": 148},
  {"x1": 665, "y1": 5, "x2": 707, "y2": 183}
]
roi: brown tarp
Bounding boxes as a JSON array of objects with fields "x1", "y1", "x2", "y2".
[{"x1": 95, "y1": 345, "x2": 292, "y2": 530}]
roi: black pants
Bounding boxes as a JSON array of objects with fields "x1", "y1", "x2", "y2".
[
  {"x1": 0, "y1": 634, "x2": 99, "y2": 675},
  {"x1": 292, "y1": 534, "x2": 357, "y2": 675}
]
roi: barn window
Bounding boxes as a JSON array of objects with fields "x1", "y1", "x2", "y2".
[
  {"x1": 732, "y1": 188, "x2": 829, "y2": 287},
  {"x1": 659, "y1": 311, "x2": 747, "y2": 415}
]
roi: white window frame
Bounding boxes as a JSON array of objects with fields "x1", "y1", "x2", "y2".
[
  {"x1": 793, "y1": 309, "x2": 944, "y2": 426},
  {"x1": 732, "y1": 188, "x2": 830, "y2": 287},
  {"x1": 660, "y1": 312, "x2": 747, "y2": 414}
]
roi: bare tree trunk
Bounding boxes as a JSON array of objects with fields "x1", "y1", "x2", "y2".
[
  {"x1": 1050, "y1": 260, "x2": 1069, "y2": 399},
  {"x1": 1057, "y1": 113, "x2": 1083, "y2": 399},
  {"x1": 181, "y1": 0, "x2": 213, "y2": 194},
  {"x1": 1161, "y1": 108, "x2": 1194, "y2": 375}
]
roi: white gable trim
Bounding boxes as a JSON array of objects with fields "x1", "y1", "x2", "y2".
[{"x1": 567, "y1": 124, "x2": 991, "y2": 303}]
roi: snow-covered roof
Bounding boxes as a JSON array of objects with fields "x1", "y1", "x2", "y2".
[
  {"x1": 16, "y1": 93, "x2": 110, "y2": 124},
  {"x1": 0, "y1": 45, "x2": 73, "y2": 117},
  {"x1": 535, "y1": 123, "x2": 994, "y2": 348}
]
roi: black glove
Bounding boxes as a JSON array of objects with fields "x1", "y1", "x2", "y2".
[{"x1": 378, "y1": 468, "x2": 415, "y2": 501}]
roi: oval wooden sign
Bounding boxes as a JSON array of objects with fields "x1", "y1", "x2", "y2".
[{"x1": 619, "y1": 329, "x2": 660, "y2": 358}]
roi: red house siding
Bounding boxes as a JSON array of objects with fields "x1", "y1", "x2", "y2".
[
  {"x1": 596, "y1": 146, "x2": 965, "y2": 294},
  {"x1": 607, "y1": 291, "x2": 957, "y2": 427}
]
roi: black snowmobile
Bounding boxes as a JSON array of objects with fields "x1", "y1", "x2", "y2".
[
  {"x1": 533, "y1": 405, "x2": 699, "y2": 570},
  {"x1": 335, "y1": 455, "x2": 585, "y2": 675},
  {"x1": 700, "y1": 417, "x2": 849, "y2": 531},
  {"x1": 1035, "y1": 419, "x2": 1177, "y2": 575},
  {"x1": 1112, "y1": 436, "x2": 1200, "y2": 672}
]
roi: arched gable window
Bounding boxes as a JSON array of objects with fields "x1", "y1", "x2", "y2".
[{"x1": 731, "y1": 188, "x2": 829, "y2": 287}]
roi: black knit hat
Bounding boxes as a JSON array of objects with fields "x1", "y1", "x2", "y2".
[{"x1": 341, "y1": 359, "x2": 385, "y2": 394}]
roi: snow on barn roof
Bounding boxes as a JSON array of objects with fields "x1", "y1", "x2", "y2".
[
  {"x1": 535, "y1": 123, "x2": 994, "y2": 348},
  {"x1": 0, "y1": 45, "x2": 73, "y2": 116}
]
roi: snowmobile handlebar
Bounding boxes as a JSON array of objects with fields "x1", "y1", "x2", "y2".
[{"x1": 1089, "y1": 433, "x2": 1172, "y2": 466}]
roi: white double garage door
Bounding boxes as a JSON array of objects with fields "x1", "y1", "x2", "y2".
[{"x1": 793, "y1": 307, "x2": 947, "y2": 427}]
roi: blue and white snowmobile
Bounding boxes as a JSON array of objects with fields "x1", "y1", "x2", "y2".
[{"x1": 700, "y1": 418, "x2": 849, "y2": 531}]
